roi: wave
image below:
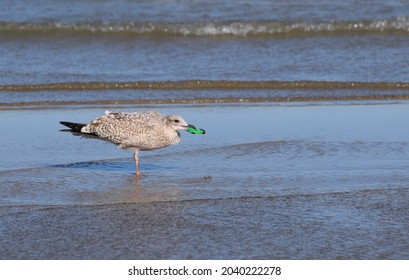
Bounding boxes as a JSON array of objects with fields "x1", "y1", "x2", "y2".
[
  {"x1": 1, "y1": 18, "x2": 409, "y2": 37},
  {"x1": 2, "y1": 80, "x2": 409, "y2": 107},
  {"x1": 2, "y1": 80, "x2": 409, "y2": 91}
]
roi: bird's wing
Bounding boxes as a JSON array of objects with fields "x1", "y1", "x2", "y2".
[{"x1": 83, "y1": 111, "x2": 164, "y2": 148}]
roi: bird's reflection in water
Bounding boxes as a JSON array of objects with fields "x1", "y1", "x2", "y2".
[{"x1": 125, "y1": 174, "x2": 182, "y2": 203}]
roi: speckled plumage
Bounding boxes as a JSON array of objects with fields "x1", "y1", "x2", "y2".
[
  {"x1": 61, "y1": 111, "x2": 194, "y2": 176},
  {"x1": 81, "y1": 111, "x2": 182, "y2": 151}
]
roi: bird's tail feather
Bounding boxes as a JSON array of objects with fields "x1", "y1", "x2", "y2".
[{"x1": 60, "y1": 121, "x2": 86, "y2": 133}]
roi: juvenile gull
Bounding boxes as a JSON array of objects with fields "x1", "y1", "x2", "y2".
[{"x1": 60, "y1": 111, "x2": 201, "y2": 176}]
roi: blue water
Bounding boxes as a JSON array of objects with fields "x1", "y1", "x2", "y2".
[
  {"x1": 1, "y1": 1, "x2": 409, "y2": 260},
  {"x1": 2, "y1": 102, "x2": 409, "y2": 204},
  {"x1": 1, "y1": 0, "x2": 409, "y2": 86},
  {"x1": 2, "y1": 0, "x2": 409, "y2": 23}
]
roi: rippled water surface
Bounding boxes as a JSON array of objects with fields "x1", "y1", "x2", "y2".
[
  {"x1": 2, "y1": 102, "x2": 409, "y2": 259},
  {"x1": 1, "y1": 0, "x2": 409, "y2": 85},
  {"x1": 2, "y1": 0, "x2": 409, "y2": 260},
  {"x1": 2, "y1": 102, "x2": 409, "y2": 206}
]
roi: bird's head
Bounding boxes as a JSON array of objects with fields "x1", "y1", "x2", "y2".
[{"x1": 164, "y1": 115, "x2": 196, "y2": 131}]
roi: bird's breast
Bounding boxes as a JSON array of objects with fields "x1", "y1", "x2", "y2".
[{"x1": 129, "y1": 129, "x2": 180, "y2": 151}]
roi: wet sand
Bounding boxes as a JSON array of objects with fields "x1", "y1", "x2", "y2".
[
  {"x1": 2, "y1": 188, "x2": 409, "y2": 259},
  {"x1": 1, "y1": 102, "x2": 409, "y2": 259}
]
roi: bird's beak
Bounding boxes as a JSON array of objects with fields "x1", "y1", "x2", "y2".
[{"x1": 183, "y1": 123, "x2": 197, "y2": 130}]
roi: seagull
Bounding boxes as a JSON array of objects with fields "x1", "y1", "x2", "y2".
[{"x1": 60, "y1": 111, "x2": 203, "y2": 176}]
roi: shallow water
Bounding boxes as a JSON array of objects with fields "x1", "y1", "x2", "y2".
[
  {"x1": 2, "y1": 189, "x2": 409, "y2": 259},
  {"x1": 2, "y1": 102, "x2": 409, "y2": 259},
  {"x1": 2, "y1": 0, "x2": 409, "y2": 260},
  {"x1": 2, "y1": 102, "x2": 409, "y2": 206}
]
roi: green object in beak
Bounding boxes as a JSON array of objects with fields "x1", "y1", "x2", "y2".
[{"x1": 186, "y1": 125, "x2": 206, "y2": 135}]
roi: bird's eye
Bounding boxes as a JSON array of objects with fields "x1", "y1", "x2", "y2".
[{"x1": 174, "y1": 119, "x2": 180, "y2": 123}]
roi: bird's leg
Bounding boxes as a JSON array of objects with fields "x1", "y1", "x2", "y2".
[{"x1": 133, "y1": 151, "x2": 140, "y2": 176}]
